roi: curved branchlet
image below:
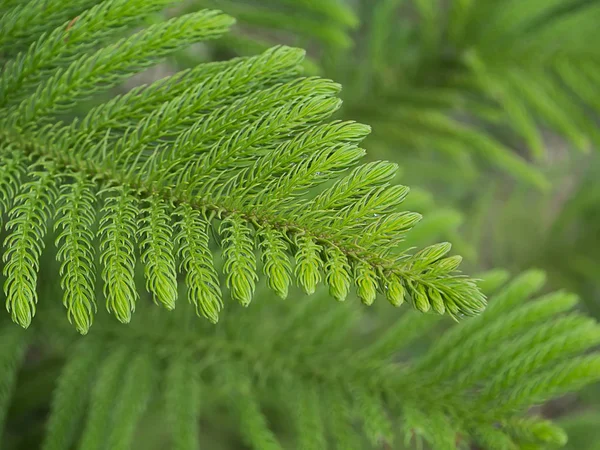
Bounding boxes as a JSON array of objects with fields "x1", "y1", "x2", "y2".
[
  {"x1": 175, "y1": 204, "x2": 223, "y2": 323},
  {"x1": 258, "y1": 227, "x2": 292, "y2": 299},
  {"x1": 54, "y1": 175, "x2": 98, "y2": 334},
  {"x1": 221, "y1": 216, "x2": 258, "y2": 307},
  {"x1": 98, "y1": 186, "x2": 139, "y2": 324},
  {"x1": 139, "y1": 195, "x2": 178, "y2": 312},
  {"x1": 3, "y1": 160, "x2": 59, "y2": 328},
  {"x1": 0, "y1": 0, "x2": 179, "y2": 107},
  {"x1": 294, "y1": 235, "x2": 323, "y2": 296}
]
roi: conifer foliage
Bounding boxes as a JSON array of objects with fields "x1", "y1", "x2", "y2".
[
  {"x1": 2, "y1": 1, "x2": 600, "y2": 450},
  {"x1": 0, "y1": 0, "x2": 484, "y2": 335},
  {"x1": 3, "y1": 270, "x2": 600, "y2": 449}
]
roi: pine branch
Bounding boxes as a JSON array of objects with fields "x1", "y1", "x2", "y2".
[{"x1": 0, "y1": 0, "x2": 485, "y2": 332}]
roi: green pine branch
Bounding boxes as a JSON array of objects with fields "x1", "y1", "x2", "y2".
[{"x1": 0, "y1": 0, "x2": 484, "y2": 334}]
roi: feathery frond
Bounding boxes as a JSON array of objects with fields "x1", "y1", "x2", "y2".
[
  {"x1": 0, "y1": 0, "x2": 484, "y2": 332},
  {"x1": 140, "y1": 195, "x2": 178, "y2": 312}
]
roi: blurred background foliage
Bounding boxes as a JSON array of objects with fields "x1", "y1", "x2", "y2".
[{"x1": 166, "y1": 0, "x2": 600, "y2": 447}]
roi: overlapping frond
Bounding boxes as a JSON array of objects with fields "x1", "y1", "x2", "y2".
[
  {"x1": 3, "y1": 270, "x2": 597, "y2": 449},
  {"x1": 0, "y1": 146, "x2": 26, "y2": 225},
  {"x1": 2, "y1": 2, "x2": 600, "y2": 450},
  {"x1": 0, "y1": 0, "x2": 180, "y2": 104},
  {"x1": 227, "y1": 0, "x2": 600, "y2": 189},
  {"x1": 182, "y1": 0, "x2": 357, "y2": 66},
  {"x1": 0, "y1": 0, "x2": 484, "y2": 333},
  {"x1": 5, "y1": 9, "x2": 234, "y2": 126}
]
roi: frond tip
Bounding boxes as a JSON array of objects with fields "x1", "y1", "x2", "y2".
[{"x1": 0, "y1": 1, "x2": 485, "y2": 332}]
